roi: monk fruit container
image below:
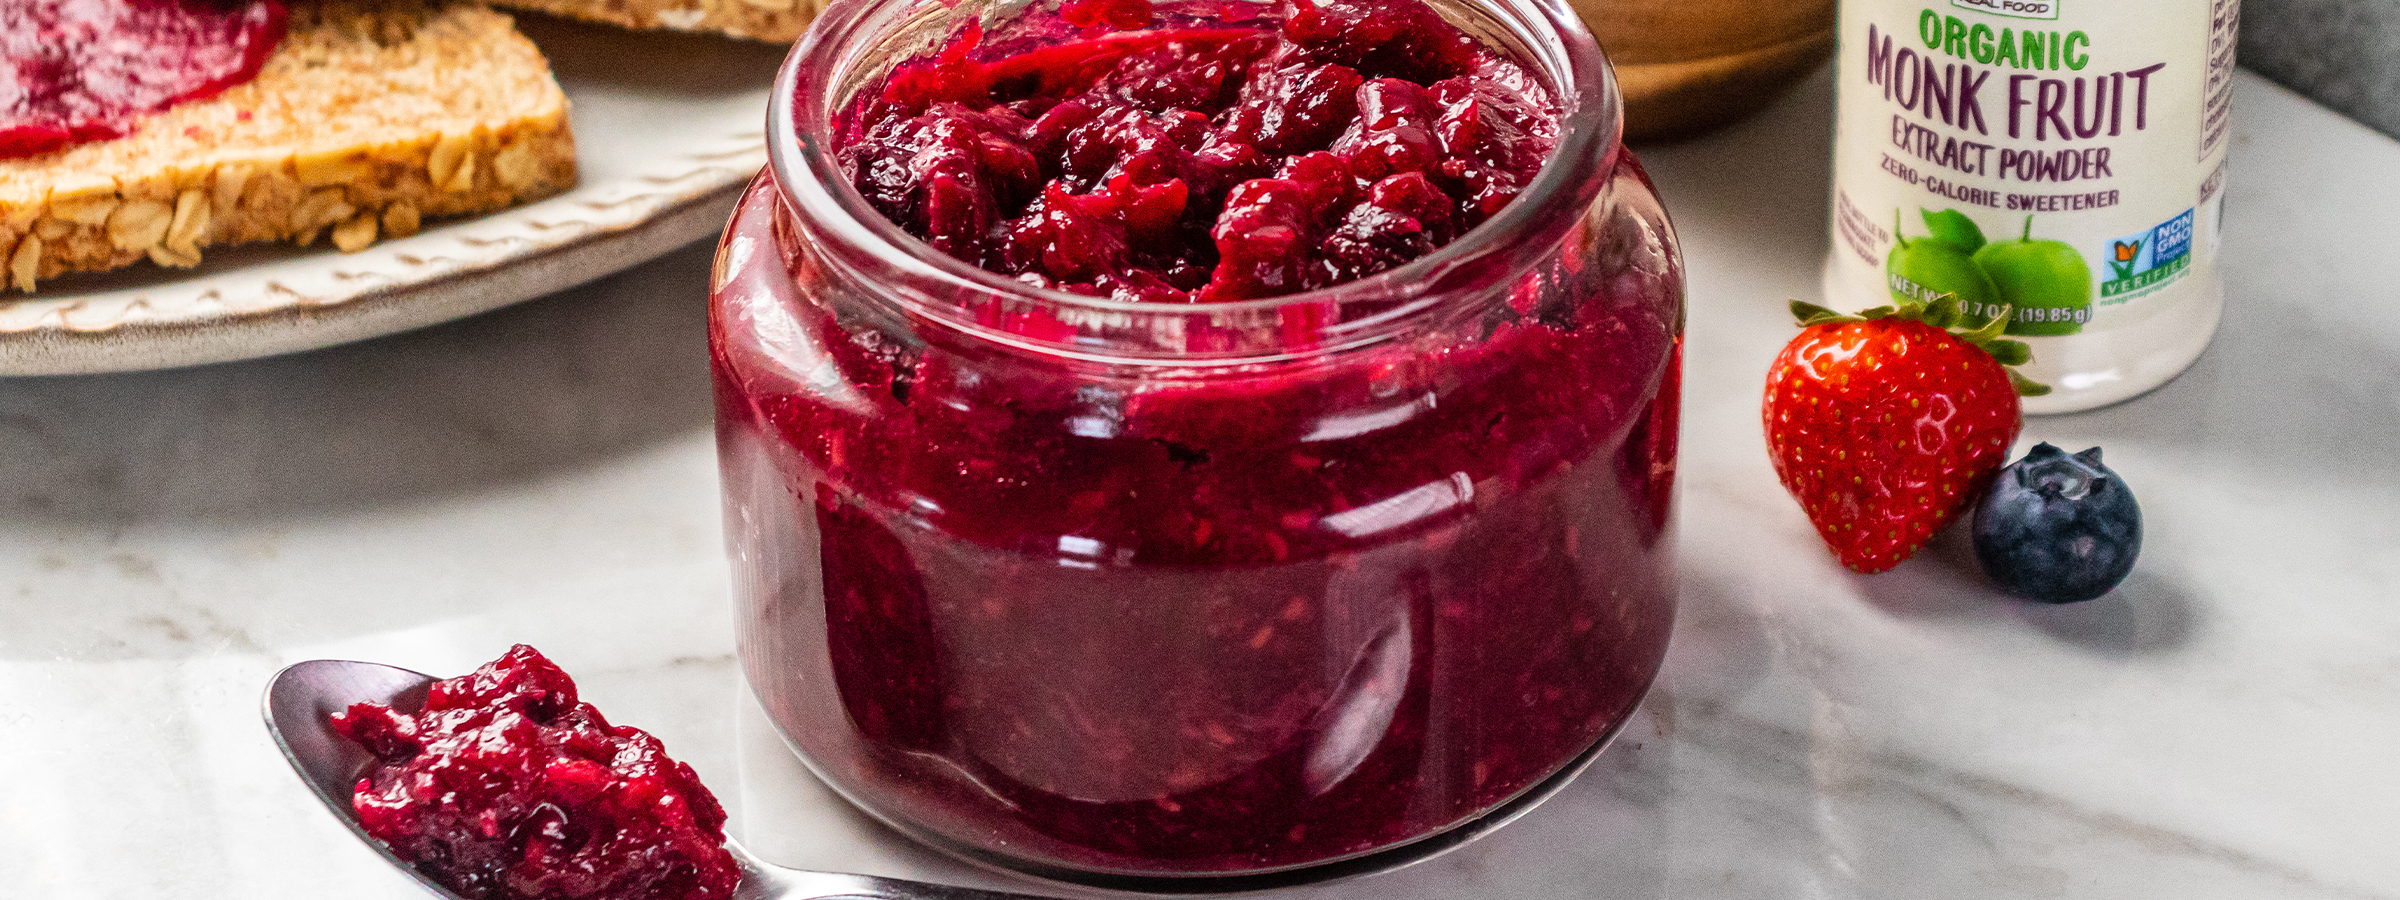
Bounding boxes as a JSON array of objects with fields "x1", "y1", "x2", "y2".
[{"x1": 1823, "y1": 0, "x2": 2238, "y2": 413}]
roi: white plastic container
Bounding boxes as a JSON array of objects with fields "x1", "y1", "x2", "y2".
[{"x1": 1822, "y1": 0, "x2": 2239, "y2": 413}]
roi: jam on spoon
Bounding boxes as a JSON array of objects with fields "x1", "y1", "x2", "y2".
[
  {"x1": 329, "y1": 644, "x2": 741, "y2": 900},
  {"x1": 271, "y1": 657, "x2": 1081, "y2": 900}
]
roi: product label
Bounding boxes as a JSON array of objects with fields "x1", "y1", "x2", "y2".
[
  {"x1": 1954, "y1": 0, "x2": 2056, "y2": 20},
  {"x1": 1826, "y1": 0, "x2": 2234, "y2": 337}
]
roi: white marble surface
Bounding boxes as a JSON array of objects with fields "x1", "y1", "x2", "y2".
[{"x1": 5, "y1": 68, "x2": 2396, "y2": 899}]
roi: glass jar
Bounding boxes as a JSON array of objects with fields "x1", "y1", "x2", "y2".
[{"x1": 711, "y1": 0, "x2": 1684, "y2": 887}]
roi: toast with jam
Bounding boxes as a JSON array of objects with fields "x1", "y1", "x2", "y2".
[
  {"x1": 0, "y1": 0, "x2": 576, "y2": 293},
  {"x1": 497, "y1": 0, "x2": 819, "y2": 42}
]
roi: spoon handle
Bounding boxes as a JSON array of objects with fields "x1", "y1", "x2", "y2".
[{"x1": 748, "y1": 865, "x2": 1067, "y2": 900}]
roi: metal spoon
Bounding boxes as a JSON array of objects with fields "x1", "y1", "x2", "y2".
[{"x1": 262, "y1": 658, "x2": 1065, "y2": 900}]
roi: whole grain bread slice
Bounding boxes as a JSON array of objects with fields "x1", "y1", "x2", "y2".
[
  {"x1": 0, "y1": 0, "x2": 577, "y2": 294},
  {"x1": 494, "y1": 0, "x2": 820, "y2": 42}
]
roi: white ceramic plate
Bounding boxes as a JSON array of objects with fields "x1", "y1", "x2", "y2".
[{"x1": 0, "y1": 16, "x2": 790, "y2": 376}]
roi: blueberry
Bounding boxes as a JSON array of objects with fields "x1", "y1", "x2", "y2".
[{"x1": 1971, "y1": 443, "x2": 2142, "y2": 603}]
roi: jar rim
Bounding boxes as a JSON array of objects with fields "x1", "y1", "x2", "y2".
[{"x1": 765, "y1": 0, "x2": 1623, "y2": 360}]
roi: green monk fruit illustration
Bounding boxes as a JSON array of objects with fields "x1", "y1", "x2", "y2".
[
  {"x1": 1975, "y1": 215, "x2": 2094, "y2": 337},
  {"x1": 1885, "y1": 209, "x2": 2002, "y2": 324}
]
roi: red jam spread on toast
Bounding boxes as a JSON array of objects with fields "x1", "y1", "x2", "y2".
[{"x1": 1, "y1": 0, "x2": 287, "y2": 159}]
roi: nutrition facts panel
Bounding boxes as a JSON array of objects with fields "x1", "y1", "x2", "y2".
[{"x1": 2201, "y1": 0, "x2": 2240, "y2": 160}]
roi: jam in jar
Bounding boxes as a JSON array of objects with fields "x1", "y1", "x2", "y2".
[{"x1": 711, "y1": 0, "x2": 1683, "y2": 885}]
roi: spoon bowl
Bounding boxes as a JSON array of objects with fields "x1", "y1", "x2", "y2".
[{"x1": 262, "y1": 658, "x2": 1068, "y2": 900}]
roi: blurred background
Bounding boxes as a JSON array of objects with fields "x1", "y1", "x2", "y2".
[{"x1": 2242, "y1": 0, "x2": 2400, "y2": 140}]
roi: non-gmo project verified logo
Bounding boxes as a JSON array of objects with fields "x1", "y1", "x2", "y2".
[
  {"x1": 2100, "y1": 209, "x2": 2195, "y2": 299},
  {"x1": 1952, "y1": 0, "x2": 2059, "y2": 20}
]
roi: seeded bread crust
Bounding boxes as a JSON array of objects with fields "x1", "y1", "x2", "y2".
[
  {"x1": 0, "y1": 0, "x2": 576, "y2": 294},
  {"x1": 494, "y1": 0, "x2": 819, "y2": 42}
]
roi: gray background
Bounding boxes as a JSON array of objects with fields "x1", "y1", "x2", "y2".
[{"x1": 2243, "y1": 0, "x2": 2400, "y2": 137}]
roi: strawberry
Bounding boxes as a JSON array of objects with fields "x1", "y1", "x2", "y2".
[{"x1": 1762, "y1": 295, "x2": 2047, "y2": 573}]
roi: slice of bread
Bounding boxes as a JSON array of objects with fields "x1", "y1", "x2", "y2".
[
  {"x1": 0, "y1": 0, "x2": 577, "y2": 294},
  {"x1": 494, "y1": 0, "x2": 820, "y2": 43}
]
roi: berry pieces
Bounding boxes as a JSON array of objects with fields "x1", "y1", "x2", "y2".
[
  {"x1": 330, "y1": 645, "x2": 740, "y2": 900},
  {"x1": 1972, "y1": 443, "x2": 2142, "y2": 603},
  {"x1": 1762, "y1": 295, "x2": 2045, "y2": 573},
  {"x1": 834, "y1": 0, "x2": 1559, "y2": 303}
]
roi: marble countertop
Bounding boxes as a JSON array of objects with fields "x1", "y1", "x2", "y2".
[{"x1": 5, "y1": 68, "x2": 2396, "y2": 899}]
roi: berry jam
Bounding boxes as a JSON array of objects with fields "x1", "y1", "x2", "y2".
[
  {"x1": 836, "y1": 0, "x2": 1557, "y2": 302},
  {"x1": 714, "y1": 0, "x2": 1682, "y2": 880},
  {"x1": 331, "y1": 645, "x2": 741, "y2": 900},
  {"x1": 1, "y1": 0, "x2": 287, "y2": 159}
]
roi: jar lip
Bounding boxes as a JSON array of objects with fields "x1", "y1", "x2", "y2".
[{"x1": 765, "y1": 0, "x2": 1622, "y2": 343}]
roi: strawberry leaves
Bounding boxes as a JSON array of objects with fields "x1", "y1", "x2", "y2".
[{"x1": 1789, "y1": 294, "x2": 2051, "y2": 396}]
